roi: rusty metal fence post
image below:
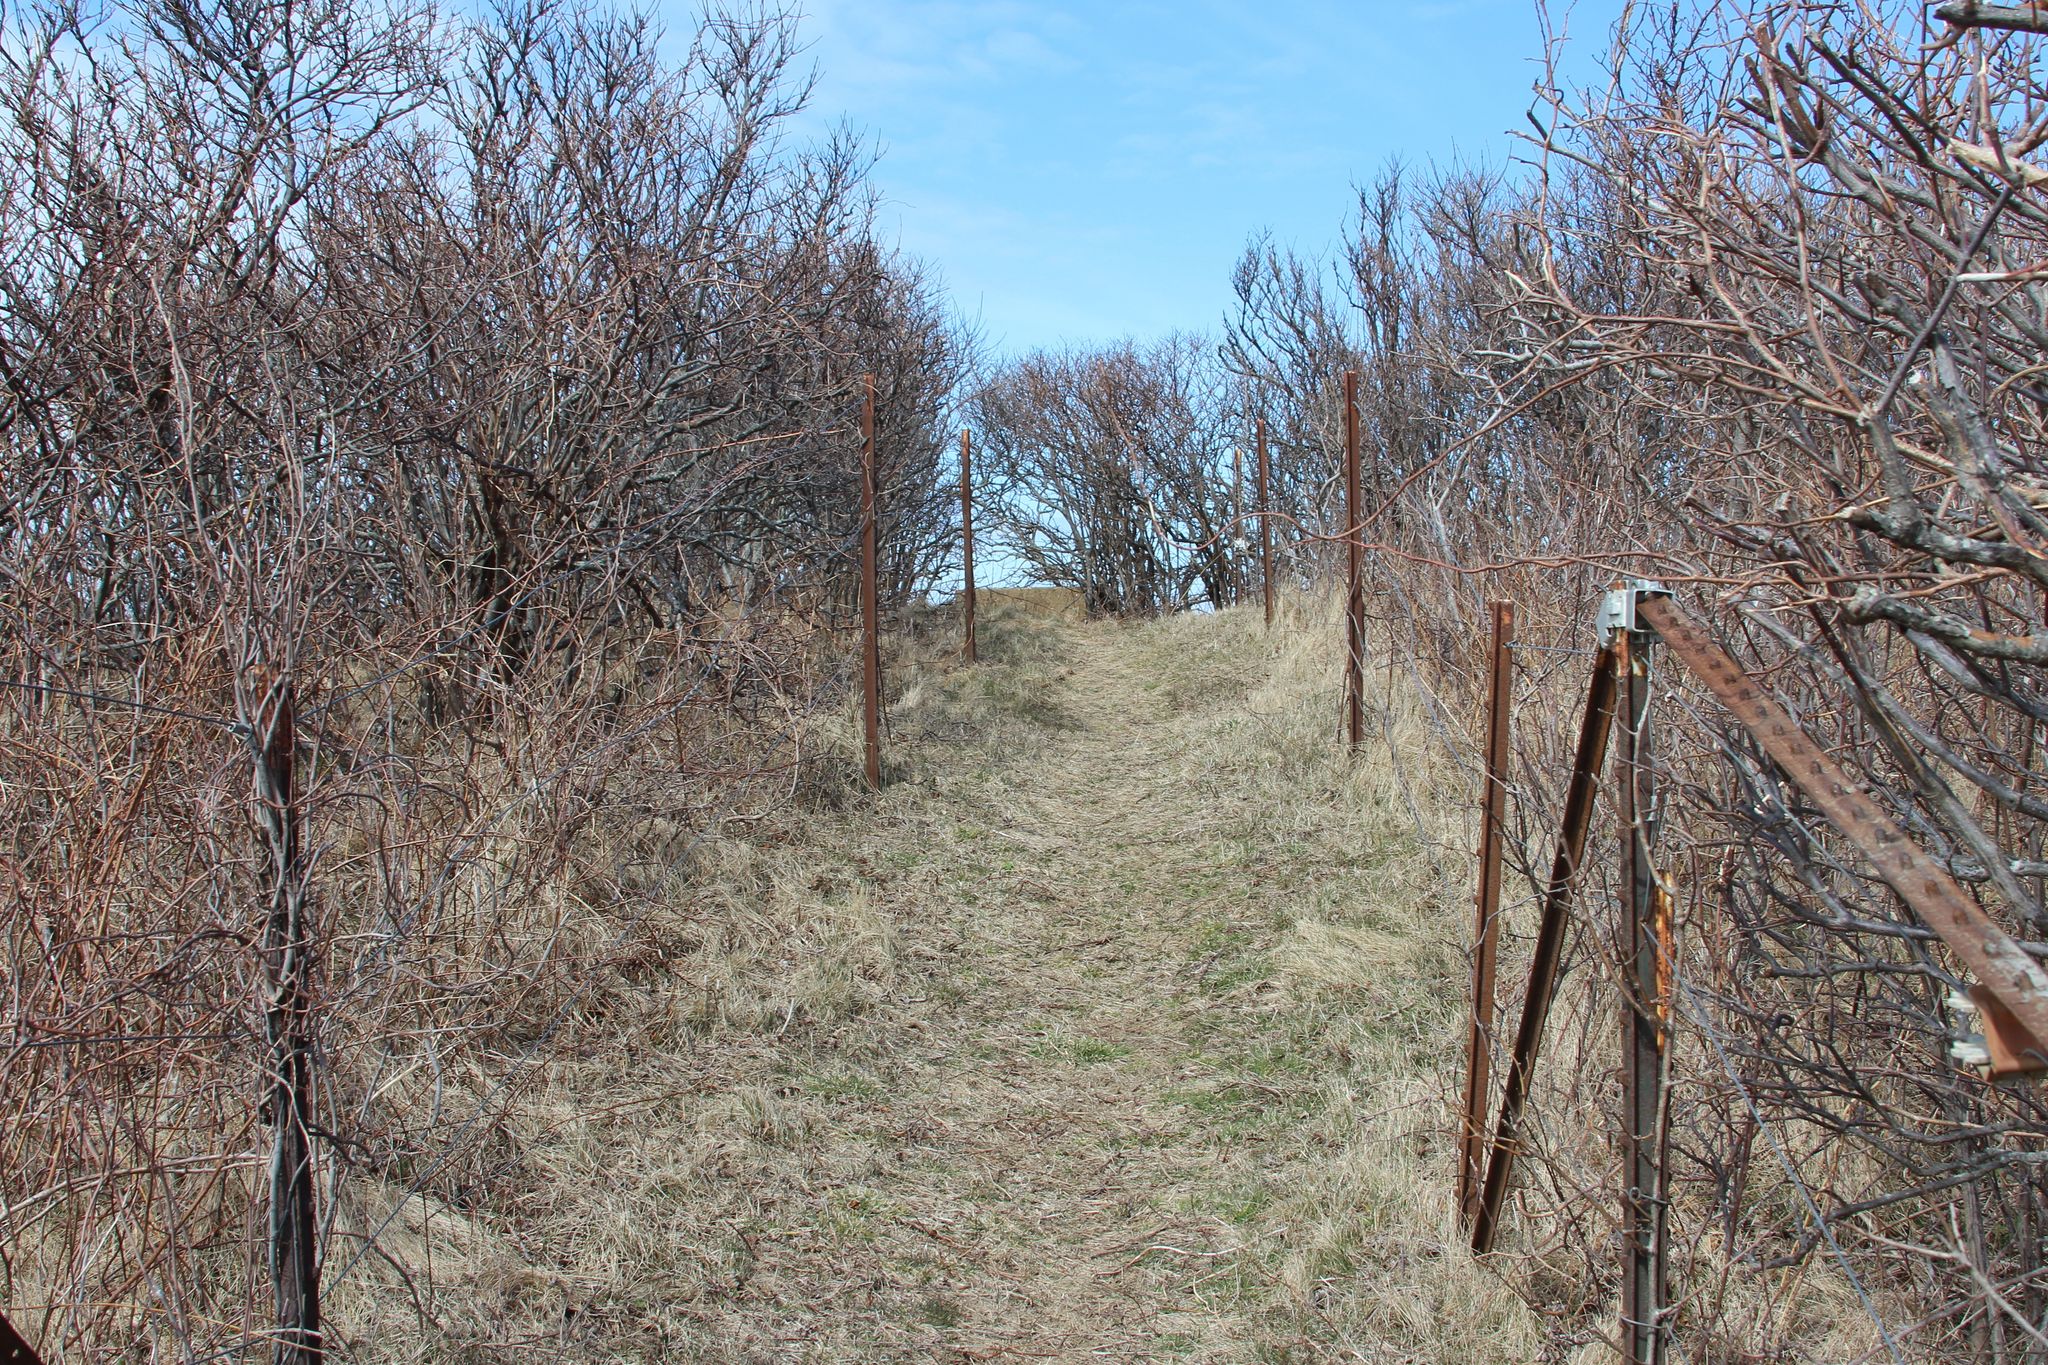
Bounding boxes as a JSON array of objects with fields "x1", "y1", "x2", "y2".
[
  {"x1": 1459, "y1": 601, "x2": 1513, "y2": 1227},
  {"x1": 1257, "y1": 416, "x2": 1273, "y2": 629},
  {"x1": 1232, "y1": 440, "x2": 1245, "y2": 604},
  {"x1": 1343, "y1": 370, "x2": 1364, "y2": 747},
  {"x1": 960, "y1": 428, "x2": 977, "y2": 664},
  {"x1": 1467, "y1": 584, "x2": 2048, "y2": 1353},
  {"x1": 1614, "y1": 606, "x2": 1670, "y2": 1365},
  {"x1": 253, "y1": 677, "x2": 320, "y2": 1364},
  {"x1": 860, "y1": 375, "x2": 882, "y2": 791}
]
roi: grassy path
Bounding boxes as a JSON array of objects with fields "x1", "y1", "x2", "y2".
[
  {"x1": 841, "y1": 622, "x2": 1299, "y2": 1359},
  {"x1": 718, "y1": 615, "x2": 1305, "y2": 1360},
  {"x1": 357, "y1": 603, "x2": 1541, "y2": 1362}
]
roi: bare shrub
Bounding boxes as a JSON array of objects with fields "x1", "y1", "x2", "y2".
[{"x1": 0, "y1": 0, "x2": 966, "y2": 1356}]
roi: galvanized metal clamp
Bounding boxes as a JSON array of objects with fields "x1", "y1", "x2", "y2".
[{"x1": 1596, "y1": 579, "x2": 1671, "y2": 645}]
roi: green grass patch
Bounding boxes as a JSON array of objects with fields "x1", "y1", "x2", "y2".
[
  {"x1": 1028, "y1": 1033, "x2": 1133, "y2": 1064},
  {"x1": 798, "y1": 1069, "x2": 883, "y2": 1101}
]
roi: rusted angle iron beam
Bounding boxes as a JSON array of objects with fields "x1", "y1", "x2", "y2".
[{"x1": 1636, "y1": 594, "x2": 2048, "y2": 1071}]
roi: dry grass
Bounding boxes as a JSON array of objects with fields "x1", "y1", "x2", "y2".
[
  {"x1": 323, "y1": 593, "x2": 1882, "y2": 1362},
  {"x1": 973, "y1": 586, "x2": 1087, "y2": 619}
]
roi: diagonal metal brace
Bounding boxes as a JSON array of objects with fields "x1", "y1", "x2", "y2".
[
  {"x1": 0, "y1": 1309, "x2": 45, "y2": 1365},
  {"x1": 1636, "y1": 594, "x2": 2048, "y2": 1076},
  {"x1": 1472, "y1": 643, "x2": 1621, "y2": 1253}
]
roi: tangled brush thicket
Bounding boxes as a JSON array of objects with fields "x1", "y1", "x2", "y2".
[
  {"x1": 0, "y1": 0, "x2": 968, "y2": 1355},
  {"x1": 17, "y1": 0, "x2": 2048, "y2": 1358}
]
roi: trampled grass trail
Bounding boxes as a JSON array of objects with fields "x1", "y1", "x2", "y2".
[{"x1": 347, "y1": 600, "x2": 1542, "y2": 1362}]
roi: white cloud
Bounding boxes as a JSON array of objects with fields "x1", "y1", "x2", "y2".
[{"x1": 799, "y1": 0, "x2": 1083, "y2": 101}]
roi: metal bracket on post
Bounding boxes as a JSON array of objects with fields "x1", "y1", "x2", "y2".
[
  {"x1": 1597, "y1": 580, "x2": 1671, "y2": 646},
  {"x1": 1953, "y1": 988, "x2": 2048, "y2": 1078}
]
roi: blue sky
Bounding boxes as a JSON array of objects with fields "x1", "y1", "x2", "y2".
[{"x1": 782, "y1": 0, "x2": 1631, "y2": 357}]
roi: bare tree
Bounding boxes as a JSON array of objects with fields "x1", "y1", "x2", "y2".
[{"x1": 972, "y1": 336, "x2": 1246, "y2": 614}]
